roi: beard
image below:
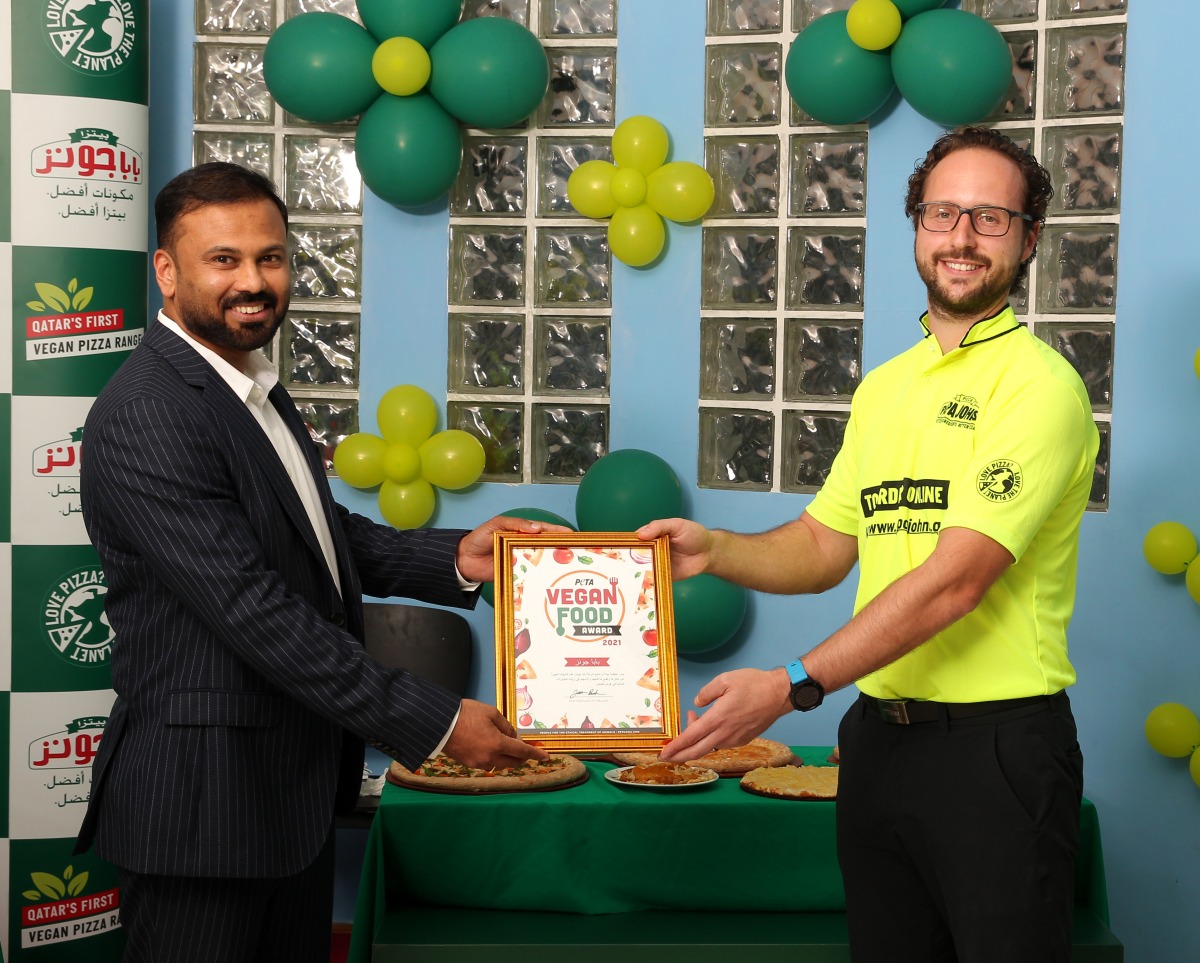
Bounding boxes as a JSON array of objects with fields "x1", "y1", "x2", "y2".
[
  {"x1": 915, "y1": 246, "x2": 1020, "y2": 323},
  {"x1": 177, "y1": 290, "x2": 287, "y2": 355}
]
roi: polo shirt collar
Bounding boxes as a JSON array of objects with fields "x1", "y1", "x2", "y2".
[{"x1": 918, "y1": 305, "x2": 1021, "y2": 350}]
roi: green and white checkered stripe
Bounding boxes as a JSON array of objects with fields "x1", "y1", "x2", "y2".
[{"x1": 4, "y1": 1, "x2": 147, "y2": 957}]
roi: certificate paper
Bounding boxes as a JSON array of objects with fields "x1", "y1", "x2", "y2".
[{"x1": 493, "y1": 533, "x2": 680, "y2": 753}]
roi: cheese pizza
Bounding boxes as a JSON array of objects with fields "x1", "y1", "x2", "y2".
[{"x1": 740, "y1": 764, "x2": 838, "y2": 800}]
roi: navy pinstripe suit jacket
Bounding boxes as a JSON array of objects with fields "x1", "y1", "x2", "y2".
[{"x1": 75, "y1": 320, "x2": 471, "y2": 878}]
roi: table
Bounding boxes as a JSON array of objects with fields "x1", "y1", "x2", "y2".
[{"x1": 349, "y1": 748, "x2": 1113, "y2": 962}]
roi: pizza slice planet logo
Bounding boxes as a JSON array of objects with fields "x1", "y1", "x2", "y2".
[
  {"x1": 44, "y1": 0, "x2": 138, "y2": 75},
  {"x1": 43, "y1": 566, "x2": 115, "y2": 665},
  {"x1": 977, "y1": 459, "x2": 1023, "y2": 503},
  {"x1": 21, "y1": 865, "x2": 121, "y2": 949}
]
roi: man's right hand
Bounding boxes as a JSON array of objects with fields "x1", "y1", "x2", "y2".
[
  {"x1": 635, "y1": 518, "x2": 715, "y2": 580},
  {"x1": 442, "y1": 699, "x2": 549, "y2": 770}
]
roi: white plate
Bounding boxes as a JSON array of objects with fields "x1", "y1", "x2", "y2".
[{"x1": 603, "y1": 765, "x2": 719, "y2": 790}]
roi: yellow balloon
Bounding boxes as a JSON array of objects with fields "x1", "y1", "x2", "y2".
[
  {"x1": 378, "y1": 478, "x2": 436, "y2": 530},
  {"x1": 1145, "y1": 703, "x2": 1200, "y2": 757},
  {"x1": 646, "y1": 161, "x2": 715, "y2": 222},
  {"x1": 1143, "y1": 521, "x2": 1198, "y2": 575},
  {"x1": 372, "y1": 36, "x2": 432, "y2": 96},
  {"x1": 382, "y1": 442, "x2": 421, "y2": 484},
  {"x1": 1187, "y1": 557, "x2": 1200, "y2": 605},
  {"x1": 612, "y1": 115, "x2": 669, "y2": 174},
  {"x1": 1194, "y1": 345, "x2": 1200, "y2": 381},
  {"x1": 1191, "y1": 746, "x2": 1200, "y2": 789},
  {"x1": 846, "y1": 0, "x2": 903, "y2": 51},
  {"x1": 377, "y1": 385, "x2": 438, "y2": 447},
  {"x1": 332, "y1": 432, "x2": 387, "y2": 488},
  {"x1": 419, "y1": 429, "x2": 486, "y2": 490},
  {"x1": 608, "y1": 204, "x2": 665, "y2": 267},
  {"x1": 567, "y1": 160, "x2": 619, "y2": 218},
  {"x1": 610, "y1": 168, "x2": 647, "y2": 208}
]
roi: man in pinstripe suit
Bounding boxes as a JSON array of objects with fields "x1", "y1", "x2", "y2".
[{"x1": 75, "y1": 163, "x2": 556, "y2": 963}]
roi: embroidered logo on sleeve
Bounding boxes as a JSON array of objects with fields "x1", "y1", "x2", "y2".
[{"x1": 977, "y1": 460, "x2": 1022, "y2": 502}]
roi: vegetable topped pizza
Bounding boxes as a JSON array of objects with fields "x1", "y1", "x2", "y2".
[{"x1": 388, "y1": 752, "x2": 587, "y2": 793}]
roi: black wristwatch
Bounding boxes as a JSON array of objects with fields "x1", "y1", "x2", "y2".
[{"x1": 785, "y1": 659, "x2": 824, "y2": 712}]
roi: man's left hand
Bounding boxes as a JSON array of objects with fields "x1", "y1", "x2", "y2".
[{"x1": 456, "y1": 513, "x2": 573, "y2": 583}]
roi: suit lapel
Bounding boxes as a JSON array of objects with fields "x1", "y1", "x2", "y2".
[
  {"x1": 269, "y1": 383, "x2": 358, "y2": 598},
  {"x1": 146, "y1": 323, "x2": 334, "y2": 583}
]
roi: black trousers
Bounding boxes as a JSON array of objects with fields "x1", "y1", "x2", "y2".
[
  {"x1": 116, "y1": 828, "x2": 335, "y2": 963},
  {"x1": 836, "y1": 691, "x2": 1084, "y2": 963}
]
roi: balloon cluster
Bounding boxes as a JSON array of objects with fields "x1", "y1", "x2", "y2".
[
  {"x1": 1142, "y1": 520, "x2": 1200, "y2": 606},
  {"x1": 786, "y1": 1, "x2": 1013, "y2": 127},
  {"x1": 333, "y1": 385, "x2": 485, "y2": 529},
  {"x1": 263, "y1": 0, "x2": 548, "y2": 208},
  {"x1": 567, "y1": 116, "x2": 715, "y2": 267},
  {"x1": 1146, "y1": 703, "x2": 1200, "y2": 790},
  {"x1": 482, "y1": 449, "x2": 748, "y2": 656}
]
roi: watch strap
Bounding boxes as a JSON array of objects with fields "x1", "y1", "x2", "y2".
[{"x1": 785, "y1": 659, "x2": 807, "y2": 685}]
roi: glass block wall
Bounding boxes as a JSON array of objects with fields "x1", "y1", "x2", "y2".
[
  {"x1": 193, "y1": 0, "x2": 366, "y2": 471},
  {"x1": 446, "y1": 1, "x2": 617, "y2": 484},
  {"x1": 961, "y1": 0, "x2": 1126, "y2": 509},
  {"x1": 701, "y1": 0, "x2": 1124, "y2": 509},
  {"x1": 701, "y1": 0, "x2": 867, "y2": 495}
]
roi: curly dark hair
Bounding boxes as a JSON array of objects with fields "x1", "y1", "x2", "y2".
[
  {"x1": 904, "y1": 126, "x2": 1053, "y2": 289},
  {"x1": 155, "y1": 162, "x2": 288, "y2": 253}
]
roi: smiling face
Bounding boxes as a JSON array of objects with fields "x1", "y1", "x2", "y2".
[
  {"x1": 153, "y1": 198, "x2": 290, "y2": 370},
  {"x1": 914, "y1": 147, "x2": 1039, "y2": 332}
]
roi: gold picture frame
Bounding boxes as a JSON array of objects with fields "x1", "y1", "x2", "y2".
[{"x1": 493, "y1": 532, "x2": 679, "y2": 753}]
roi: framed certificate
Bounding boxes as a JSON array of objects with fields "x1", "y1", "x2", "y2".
[{"x1": 493, "y1": 532, "x2": 679, "y2": 753}]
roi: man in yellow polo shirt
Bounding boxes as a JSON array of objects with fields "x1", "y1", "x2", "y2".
[{"x1": 641, "y1": 127, "x2": 1098, "y2": 962}]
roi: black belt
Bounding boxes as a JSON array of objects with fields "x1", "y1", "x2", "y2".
[{"x1": 862, "y1": 692, "x2": 1058, "y2": 725}]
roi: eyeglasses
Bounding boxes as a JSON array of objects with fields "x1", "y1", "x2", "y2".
[{"x1": 915, "y1": 202, "x2": 1035, "y2": 237}]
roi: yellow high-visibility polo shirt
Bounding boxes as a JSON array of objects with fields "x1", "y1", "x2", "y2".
[{"x1": 806, "y1": 307, "x2": 1099, "y2": 702}]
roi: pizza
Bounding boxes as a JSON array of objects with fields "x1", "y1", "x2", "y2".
[
  {"x1": 388, "y1": 752, "x2": 586, "y2": 793},
  {"x1": 740, "y1": 764, "x2": 839, "y2": 800},
  {"x1": 611, "y1": 737, "x2": 796, "y2": 775},
  {"x1": 614, "y1": 763, "x2": 716, "y2": 786},
  {"x1": 636, "y1": 666, "x2": 661, "y2": 691}
]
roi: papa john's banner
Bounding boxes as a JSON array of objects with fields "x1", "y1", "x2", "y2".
[{"x1": 3, "y1": 1, "x2": 148, "y2": 958}]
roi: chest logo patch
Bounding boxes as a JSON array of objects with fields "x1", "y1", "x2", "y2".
[
  {"x1": 936, "y1": 393, "x2": 979, "y2": 430},
  {"x1": 977, "y1": 460, "x2": 1022, "y2": 502}
]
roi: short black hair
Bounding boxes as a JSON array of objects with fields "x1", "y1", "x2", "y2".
[
  {"x1": 155, "y1": 162, "x2": 288, "y2": 253},
  {"x1": 904, "y1": 126, "x2": 1053, "y2": 288}
]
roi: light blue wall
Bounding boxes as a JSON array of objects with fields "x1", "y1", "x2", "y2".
[{"x1": 148, "y1": 2, "x2": 1197, "y2": 958}]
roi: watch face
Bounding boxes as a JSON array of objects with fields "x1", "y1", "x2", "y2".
[{"x1": 791, "y1": 681, "x2": 822, "y2": 711}]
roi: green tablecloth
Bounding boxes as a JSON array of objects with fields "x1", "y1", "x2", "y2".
[{"x1": 349, "y1": 748, "x2": 1110, "y2": 962}]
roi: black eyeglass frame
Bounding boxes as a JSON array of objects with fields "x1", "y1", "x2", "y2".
[{"x1": 915, "y1": 202, "x2": 1037, "y2": 237}]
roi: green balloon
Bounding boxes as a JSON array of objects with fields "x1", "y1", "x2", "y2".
[
  {"x1": 358, "y1": 0, "x2": 462, "y2": 47},
  {"x1": 480, "y1": 507, "x2": 577, "y2": 607},
  {"x1": 263, "y1": 13, "x2": 381, "y2": 124},
  {"x1": 785, "y1": 11, "x2": 896, "y2": 126},
  {"x1": 429, "y1": 18, "x2": 549, "y2": 129},
  {"x1": 575, "y1": 449, "x2": 683, "y2": 533},
  {"x1": 672, "y1": 575, "x2": 748, "y2": 656},
  {"x1": 893, "y1": 0, "x2": 948, "y2": 18},
  {"x1": 891, "y1": 10, "x2": 1013, "y2": 126},
  {"x1": 355, "y1": 93, "x2": 463, "y2": 208}
]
